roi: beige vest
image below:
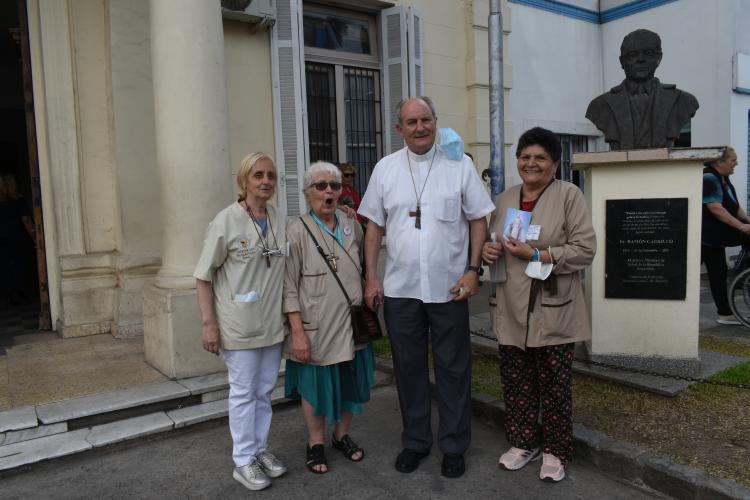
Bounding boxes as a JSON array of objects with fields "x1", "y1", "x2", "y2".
[
  {"x1": 283, "y1": 214, "x2": 364, "y2": 365},
  {"x1": 194, "y1": 202, "x2": 286, "y2": 350}
]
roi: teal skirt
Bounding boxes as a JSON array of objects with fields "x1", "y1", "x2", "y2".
[{"x1": 285, "y1": 344, "x2": 375, "y2": 424}]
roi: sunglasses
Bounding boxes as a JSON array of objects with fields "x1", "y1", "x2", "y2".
[
  {"x1": 343, "y1": 172, "x2": 356, "y2": 178},
  {"x1": 311, "y1": 181, "x2": 342, "y2": 191}
]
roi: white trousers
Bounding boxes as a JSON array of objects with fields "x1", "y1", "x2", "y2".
[{"x1": 222, "y1": 343, "x2": 283, "y2": 467}]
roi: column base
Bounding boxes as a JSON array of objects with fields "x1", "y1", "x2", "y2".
[{"x1": 143, "y1": 285, "x2": 225, "y2": 379}]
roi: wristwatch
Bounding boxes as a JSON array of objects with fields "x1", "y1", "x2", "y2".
[{"x1": 467, "y1": 265, "x2": 483, "y2": 276}]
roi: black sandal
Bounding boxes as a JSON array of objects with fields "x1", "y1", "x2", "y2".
[
  {"x1": 332, "y1": 434, "x2": 364, "y2": 462},
  {"x1": 306, "y1": 444, "x2": 328, "y2": 474}
]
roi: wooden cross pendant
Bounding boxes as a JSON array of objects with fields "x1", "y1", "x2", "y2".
[
  {"x1": 327, "y1": 253, "x2": 339, "y2": 272},
  {"x1": 265, "y1": 255, "x2": 271, "y2": 268},
  {"x1": 409, "y1": 204, "x2": 422, "y2": 229}
]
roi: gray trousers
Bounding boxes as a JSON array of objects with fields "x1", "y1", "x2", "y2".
[{"x1": 384, "y1": 297, "x2": 472, "y2": 455}]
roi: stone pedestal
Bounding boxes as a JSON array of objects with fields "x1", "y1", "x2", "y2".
[
  {"x1": 144, "y1": 0, "x2": 232, "y2": 378},
  {"x1": 143, "y1": 286, "x2": 224, "y2": 379},
  {"x1": 573, "y1": 147, "x2": 724, "y2": 376}
]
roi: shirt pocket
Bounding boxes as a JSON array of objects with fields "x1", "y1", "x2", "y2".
[
  {"x1": 540, "y1": 273, "x2": 575, "y2": 308},
  {"x1": 301, "y1": 271, "x2": 327, "y2": 298},
  {"x1": 436, "y1": 190, "x2": 460, "y2": 222},
  {"x1": 223, "y1": 300, "x2": 263, "y2": 337}
]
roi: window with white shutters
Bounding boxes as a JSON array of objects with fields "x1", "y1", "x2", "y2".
[{"x1": 381, "y1": 6, "x2": 424, "y2": 154}]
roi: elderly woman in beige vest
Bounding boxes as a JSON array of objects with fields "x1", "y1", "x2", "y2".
[
  {"x1": 283, "y1": 161, "x2": 375, "y2": 474},
  {"x1": 194, "y1": 153, "x2": 288, "y2": 491},
  {"x1": 482, "y1": 128, "x2": 596, "y2": 483}
]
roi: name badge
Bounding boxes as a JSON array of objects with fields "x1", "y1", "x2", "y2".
[
  {"x1": 236, "y1": 236, "x2": 254, "y2": 260},
  {"x1": 526, "y1": 225, "x2": 541, "y2": 241}
]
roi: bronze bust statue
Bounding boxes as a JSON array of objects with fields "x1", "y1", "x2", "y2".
[{"x1": 586, "y1": 29, "x2": 699, "y2": 150}]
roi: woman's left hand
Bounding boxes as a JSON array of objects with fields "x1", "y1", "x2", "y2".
[{"x1": 504, "y1": 237, "x2": 535, "y2": 261}]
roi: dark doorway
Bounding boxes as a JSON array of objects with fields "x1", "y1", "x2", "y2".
[{"x1": 1, "y1": 0, "x2": 50, "y2": 354}]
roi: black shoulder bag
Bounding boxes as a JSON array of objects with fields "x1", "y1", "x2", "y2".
[{"x1": 299, "y1": 217, "x2": 383, "y2": 345}]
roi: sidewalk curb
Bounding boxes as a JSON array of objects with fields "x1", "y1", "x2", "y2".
[{"x1": 376, "y1": 358, "x2": 750, "y2": 500}]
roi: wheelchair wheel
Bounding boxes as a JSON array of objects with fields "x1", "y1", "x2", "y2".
[{"x1": 728, "y1": 267, "x2": 750, "y2": 328}]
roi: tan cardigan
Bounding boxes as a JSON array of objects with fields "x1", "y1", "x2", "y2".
[
  {"x1": 283, "y1": 214, "x2": 364, "y2": 365},
  {"x1": 490, "y1": 181, "x2": 596, "y2": 348}
]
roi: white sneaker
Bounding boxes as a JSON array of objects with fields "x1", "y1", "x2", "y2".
[
  {"x1": 498, "y1": 447, "x2": 540, "y2": 471},
  {"x1": 717, "y1": 315, "x2": 742, "y2": 326},
  {"x1": 233, "y1": 458, "x2": 271, "y2": 491},
  {"x1": 256, "y1": 450, "x2": 287, "y2": 478},
  {"x1": 539, "y1": 453, "x2": 565, "y2": 482}
]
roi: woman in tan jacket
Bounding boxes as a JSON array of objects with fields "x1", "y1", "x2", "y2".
[
  {"x1": 482, "y1": 128, "x2": 596, "y2": 482},
  {"x1": 194, "y1": 153, "x2": 288, "y2": 491},
  {"x1": 283, "y1": 161, "x2": 375, "y2": 474}
]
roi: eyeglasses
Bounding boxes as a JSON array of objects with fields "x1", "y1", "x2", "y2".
[
  {"x1": 343, "y1": 172, "x2": 356, "y2": 178},
  {"x1": 311, "y1": 181, "x2": 342, "y2": 191}
]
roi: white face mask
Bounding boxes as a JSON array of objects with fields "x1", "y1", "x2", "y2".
[{"x1": 525, "y1": 260, "x2": 553, "y2": 280}]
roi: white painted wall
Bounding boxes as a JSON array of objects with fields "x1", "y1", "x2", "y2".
[
  {"x1": 223, "y1": 20, "x2": 276, "y2": 190},
  {"x1": 506, "y1": 2, "x2": 602, "y2": 184},
  {"x1": 109, "y1": 0, "x2": 161, "y2": 260}
]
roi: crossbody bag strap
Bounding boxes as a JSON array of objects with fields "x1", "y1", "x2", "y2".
[
  {"x1": 299, "y1": 216, "x2": 352, "y2": 306},
  {"x1": 332, "y1": 236, "x2": 362, "y2": 276}
]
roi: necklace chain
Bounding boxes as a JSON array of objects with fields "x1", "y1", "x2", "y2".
[
  {"x1": 245, "y1": 202, "x2": 279, "y2": 253},
  {"x1": 314, "y1": 214, "x2": 339, "y2": 271},
  {"x1": 407, "y1": 147, "x2": 437, "y2": 209}
]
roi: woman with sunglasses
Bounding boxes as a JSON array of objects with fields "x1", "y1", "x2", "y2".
[
  {"x1": 283, "y1": 161, "x2": 375, "y2": 474},
  {"x1": 194, "y1": 152, "x2": 288, "y2": 491}
]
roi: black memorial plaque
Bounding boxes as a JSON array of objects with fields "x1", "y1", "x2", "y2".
[{"x1": 605, "y1": 198, "x2": 688, "y2": 300}]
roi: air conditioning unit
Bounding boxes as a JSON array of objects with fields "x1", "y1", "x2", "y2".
[{"x1": 221, "y1": 0, "x2": 276, "y2": 27}]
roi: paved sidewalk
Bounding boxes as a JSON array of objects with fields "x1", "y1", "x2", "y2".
[{"x1": 0, "y1": 385, "x2": 658, "y2": 500}]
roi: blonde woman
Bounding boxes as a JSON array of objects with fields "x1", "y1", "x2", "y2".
[{"x1": 194, "y1": 153, "x2": 287, "y2": 491}]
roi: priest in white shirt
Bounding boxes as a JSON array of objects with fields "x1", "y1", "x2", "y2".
[{"x1": 358, "y1": 97, "x2": 494, "y2": 478}]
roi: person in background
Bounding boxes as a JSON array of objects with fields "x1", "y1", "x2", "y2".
[
  {"x1": 701, "y1": 147, "x2": 750, "y2": 325},
  {"x1": 194, "y1": 152, "x2": 288, "y2": 491},
  {"x1": 0, "y1": 172, "x2": 34, "y2": 307},
  {"x1": 283, "y1": 161, "x2": 374, "y2": 475},
  {"x1": 482, "y1": 127, "x2": 596, "y2": 483},
  {"x1": 338, "y1": 162, "x2": 363, "y2": 225}
]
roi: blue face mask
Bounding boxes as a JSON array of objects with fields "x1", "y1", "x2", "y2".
[{"x1": 438, "y1": 128, "x2": 465, "y2": 161}]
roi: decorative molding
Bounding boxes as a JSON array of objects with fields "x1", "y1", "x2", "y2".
[
  {"x1": 509, "y1": 0, "x2": 599, "y2": 23},
  {"x1": 509, "y1": 0, "x2": 678, "y2": 24},
  {"x1": 37, "y1": 0, "x2": 85, "y2": 255},
  {"x1": 600, "y1": 0, "x2": 678, "y2": 23}
]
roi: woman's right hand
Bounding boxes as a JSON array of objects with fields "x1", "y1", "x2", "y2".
[
  {"x1": 482, "y1": 241, "x2": 504, "y2": 263},
  {"x1": 202, "y1": 322, "x2": 221, "y2": 355},
  {"x1": 292, "y1": 330, "x2": 312, "y2": 363}
]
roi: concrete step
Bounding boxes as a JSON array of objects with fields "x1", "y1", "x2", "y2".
[{"x1": 0, "y1": 370, "x2": 392, "y2": 472}]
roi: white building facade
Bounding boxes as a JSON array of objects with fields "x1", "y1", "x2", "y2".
[{"x1": 5, "y1": 0, "x2": 749, "y2": 377}]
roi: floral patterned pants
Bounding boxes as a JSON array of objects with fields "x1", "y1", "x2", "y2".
[{"x1": 498, "y1": 343, "x2": 575, "y2": 464}]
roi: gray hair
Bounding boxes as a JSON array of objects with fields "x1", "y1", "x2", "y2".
[
  {"x1": 303, "y1": 161, "x2": 342, "y2": 193},
  {"x1": 713, "y1": 146, "x2": 736, "y2": 165},
  {"x1": 396, "y1": 96, "x2": 437, "y2": 124}
]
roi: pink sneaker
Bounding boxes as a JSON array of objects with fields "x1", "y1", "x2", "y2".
[
  {"x1": 498, "y1": 447, "x2": 540, "y2": 471},
  {"x1": 539, "y1": 453, "x2": 565, "y2": 482}
]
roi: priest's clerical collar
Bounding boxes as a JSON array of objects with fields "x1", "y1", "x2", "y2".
[
  {"x1": 407, "y1": 144, "x2": 437, "y2": 162},
  {"x1": 624, "y1": 78, "x2": 657, "y2": 96}
]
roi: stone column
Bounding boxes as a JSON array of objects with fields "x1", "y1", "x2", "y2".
[{"x1": 144, "y1": 0, "x2": 231, "y2": 378}]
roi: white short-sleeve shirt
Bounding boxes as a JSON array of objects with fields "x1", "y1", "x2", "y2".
[{"x1": 358, "y1": 145, "x2": 495, "y2": 303}]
